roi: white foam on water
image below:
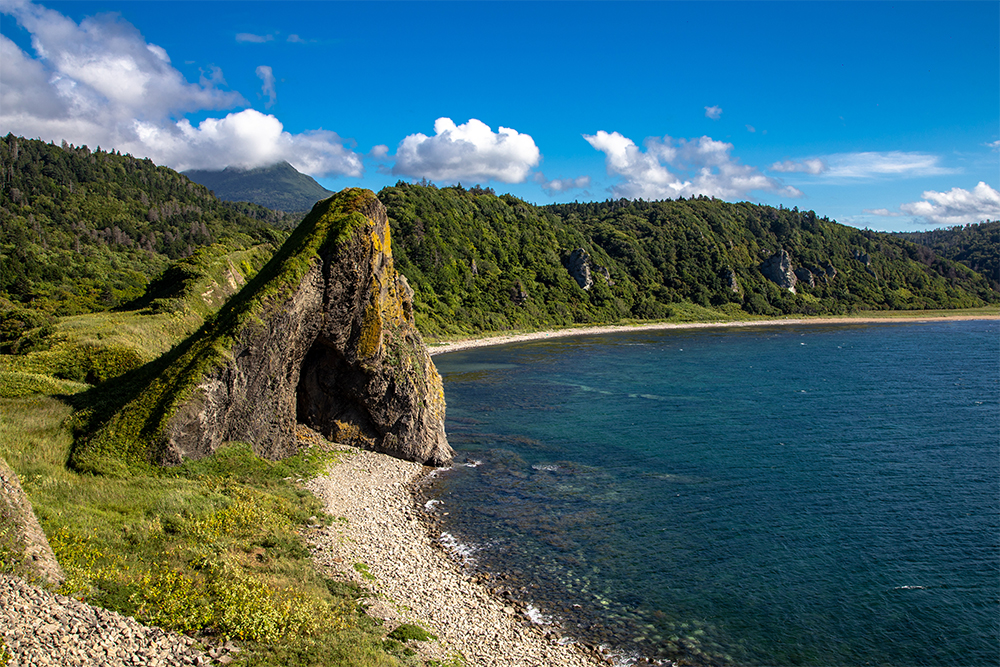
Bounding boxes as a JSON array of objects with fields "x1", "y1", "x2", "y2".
[
  {"x1": 531, "y1": 464, "x2": 560, "y2": 472},
  {"x1": 524, "y1": 604, "x2": 552, "y2": 625},
  {"x1": 463, "y1": 459, "x2": 483, "y2": 468},
  {"x1": 894, "y1": 585, "x2": 926, "y2": 590},
  {"x1": 438, "y1": 531, "x2": 479, "y2": 565},
  {"x1": 427, "y1": 465, "x2": 453, "y2": 479},
  {"x1": 424, "y1": 499, "x2": 442, "y2": 511}
]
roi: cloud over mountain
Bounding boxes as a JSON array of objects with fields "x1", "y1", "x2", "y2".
[
  {"x1": 392, "y1": 118, "x2": 540, "y2": 184},
  {"x1": 0, "y1": 0, "x2": 362, "y2": 177},
  {"x1": 584, "y1": 130, "x2": 800, "y2": 201}
]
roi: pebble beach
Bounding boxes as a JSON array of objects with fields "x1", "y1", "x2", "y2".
[{"x1": 305, "y1": 446, "x2": 616, "y2": 667}]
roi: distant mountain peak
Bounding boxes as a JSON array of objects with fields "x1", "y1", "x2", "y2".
[{"x1": 184, "y1": 161, "x2": 332, "y2": 213}]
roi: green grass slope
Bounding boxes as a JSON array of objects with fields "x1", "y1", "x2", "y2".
[{"x1": 1, "y1": 241, "x2": 275, "y2": 398}]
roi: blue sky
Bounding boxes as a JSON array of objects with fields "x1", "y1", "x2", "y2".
[{"x1": 1, "y1": 0, "x2": 997, "y2": 230}]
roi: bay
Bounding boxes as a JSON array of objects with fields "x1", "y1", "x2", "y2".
[{"x1": 421, "y1": 320, "x2": 1000, "y2": 666}]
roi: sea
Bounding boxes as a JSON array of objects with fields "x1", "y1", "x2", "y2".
[{"x1": 418, "y1": 320, "x2": 999, "y2": 666}]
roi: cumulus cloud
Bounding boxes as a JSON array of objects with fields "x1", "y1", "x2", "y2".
[
  {"x1": 533, "y1": 173, "x2": 590, "y2": 196},
  {"x1": 256, "y1": 65, "x2": 276, "y2": 108},
  {"x1": 583, "y1": 130, "x2": 801, "y2": 201},
  {"x1": 988, "y1": 140, "x2": 1000, "y2": 150},
  {"x1": 897, "y1": 182, "x2": 1000, "y2": 225},
  {"x1": 392, "y1": 118, "x2": 540, "y2": 183},
  {"x1": 0, "y1": 0, "x2": 362, "y2": 177},
  {"x1": 770, "y1": 158, "x2": 828, "y2": 175},
  {"x1": 134, "y1": 109, "x2": 362, "y2": 175},
  {"x1": 704, "y1": 106, "x2": 722, "y2": 120}
]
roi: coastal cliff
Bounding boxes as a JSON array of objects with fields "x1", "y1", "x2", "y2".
[{"x1": 74, "y1": 189, "x2": 451, "y2": 475}]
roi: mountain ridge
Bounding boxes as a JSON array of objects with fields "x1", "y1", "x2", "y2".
[{"x1": 183, "y1": 161, "x2": 333, "y2": 213}]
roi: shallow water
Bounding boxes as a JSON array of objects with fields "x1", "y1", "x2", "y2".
[{"x1": 422, "y1": 321, "x2": 1000, "y2": 666}]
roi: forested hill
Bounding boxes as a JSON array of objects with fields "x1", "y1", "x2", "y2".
[
  {"x1": 0, "y1": 134, "x2": 290, "y2": 316},
  {"x1": 380, "y1": 182, "x2": 997, "y2": 337},
  {"x1": 891, "y1": 221, "x2": 999, "y2": 290},
  {"x1": 184, "y1": 161, "x2": 333, "y2": 213}
]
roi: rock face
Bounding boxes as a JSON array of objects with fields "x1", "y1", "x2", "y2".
[
  {"x1": 567, "y1": 248, "x2": 612, "y2": 290},
  {"x1": 760, "y1": 249, "x2": 798, "y2": 292},
  {"x1": 158, "y1": 189, "x2": 451, "y2": 467},
  {"x1": 794, "y1": 267, "x2": 816, "y2": 288},
  {"x1": 725, "y1": 268, "x2": 741, "y2": 294}
]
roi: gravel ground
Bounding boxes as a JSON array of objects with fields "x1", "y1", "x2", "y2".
[
  {"x1": 305, "y1": 446, "x2": 618, "y2": 667},
  {"x1": 0, "y1": 574, "x2": 242, "y2": 667}
]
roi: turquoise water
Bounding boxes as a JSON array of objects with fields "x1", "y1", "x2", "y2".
[{"x1": 422, "y1": 321, "x2": 1000, "y2": 666}]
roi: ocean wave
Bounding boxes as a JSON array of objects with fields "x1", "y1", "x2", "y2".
[{"x1": 531, "y1": 464, "x2": 560, "y2": 472}]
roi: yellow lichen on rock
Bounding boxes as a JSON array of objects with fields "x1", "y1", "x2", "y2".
[{"x1": 357, "y1": 301, "x2": 383, "y2": 360}]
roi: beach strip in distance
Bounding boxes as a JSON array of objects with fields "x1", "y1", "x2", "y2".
[{"x1": 427, "y1": 312, "x2": 1000, "y2": 356}]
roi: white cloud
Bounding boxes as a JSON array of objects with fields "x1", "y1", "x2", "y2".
[
  {"x1": 704, "y1": 105, "x2": 722, "y2": 120},
  {"x1": 0, "y1": 0, "x2": 362, "y2": 177},
  {"x1": 770, "y1": 158, "x2": 828, "y2": 175},
  {"x1": 583, "y1": 130, "x2": 801, "y2": 201},
  {"x1": 988, "y1": 140, "x2": 1000, "y2": 150},
  {"x1": 822, "y1": 151, "x2": 951, "y2": 179},
  {"x1": 392, "y1": 118, "x2": 540, "y2": 184},
  {"x1": 746, "y1": 125, "x2": 755, "y2": 133},
  {"x1": 534, "y1": 173, "x2": 590, "y2": 196},
  {"x1": 134, "y1": 109, "x2": 362, "y2": 176},
  {"x1": 287, "y1": 34, "x2": 305, "y2": 44},
  {"x1": 236, "y1": 32, "x2": 273, "y2": 43},
  {"x1": 256, "y1": 65, "x2": 276, "y2": 108},
  {"x1": 898, "y1": 182, "x2": 1000, "y2": 225},
  {"x1": 864, "y1": 208, "x2": 902, "y2": 217}
]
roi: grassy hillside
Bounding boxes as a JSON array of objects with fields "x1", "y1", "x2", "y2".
[
  {"x1": 0, "y1": 190, "x2": 447, "y2": 667},
  {"x1": 0, "y1": 134, "x2": 289, "y2": 319},
  {"x1": 380, "y1": 182, "x2": 997, "y2": 338}
]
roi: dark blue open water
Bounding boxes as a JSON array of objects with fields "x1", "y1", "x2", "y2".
[{"x1": 421, "y1": 321, "x2": 999, "y2": 666}]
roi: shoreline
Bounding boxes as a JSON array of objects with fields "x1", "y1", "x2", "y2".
[
  {"x1": 305, "y1": 446, "x2": 614, "y2": 667},
  {"x1": 427, "y1": 312, "x2": 1000, "y2": 356}
]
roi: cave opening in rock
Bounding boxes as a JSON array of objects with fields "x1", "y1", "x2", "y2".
[{"x1": 296, "y1": 338, "x2": 375, "y2": 444}]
